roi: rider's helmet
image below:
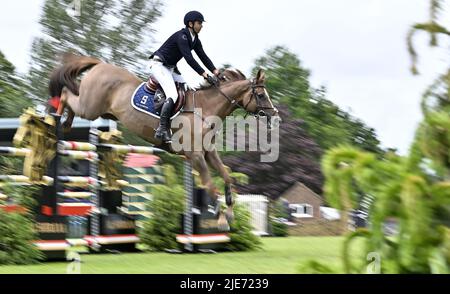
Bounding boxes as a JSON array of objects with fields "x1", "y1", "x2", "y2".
[{"x1": 184, "y1": 11, "x2": 205, "y2": 26}]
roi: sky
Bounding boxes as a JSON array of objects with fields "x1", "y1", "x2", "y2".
[{"x1": 0, "y1": 0, "x2": 449, "y2": 154}]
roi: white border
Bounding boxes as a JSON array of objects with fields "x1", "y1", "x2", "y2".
[{"x1": 130, "y1": 83, "x2": 182, "y2": 120}]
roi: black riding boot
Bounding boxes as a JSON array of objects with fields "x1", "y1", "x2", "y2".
[{"x1": 155, "y1": 98, "x2": 174, "y2": 143}]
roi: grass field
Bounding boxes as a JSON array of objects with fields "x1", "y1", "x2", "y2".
[{"x1": 0, "y1": 237, "x2": 363, "y2": 274}]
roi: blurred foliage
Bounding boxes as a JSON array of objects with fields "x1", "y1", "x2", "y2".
[
  {"x1": 319, "y1": 0, "x2": 450, "y2": 273},
  {"x1": 139, "y1": 164, "x2": 259, "y2": 252},
  {"x1": 140, "y1": 165, "x2": 184, "y2": 251},
  {"x1": 407, "y1": 0, "x2": 450, "y2": 75},
  {"x1": 269, "y1": 199, "x2": 289, "y2": 237},
  {"x1": 227, "y1": 203, "x2": 263, "y2": 251},
  {"x1": 0, "y1": 51, "x2": 32, "y2": 117},
  {"x1": 252, "y1": 46, "x2": 382, "y2": 154},
  {"x1": 0, "y1": 157, "x2": 38, "y2": 216},
  {"x1": 0, "y1": 184, "x2": 43, "y2": 265},
  {"x1": 297, "y1": 260, "x2": 337, "y2": 274},
  {"x1": 211, "y1": 165, "x2": 248, "y2": 194},
  {"x1": 224, "y1": 105, "x2": 324, "y2": 199},
  {"x1": 0, "y1": 156, "x2": 24, "y2": 176},
  {"x1": 28, "y1": 0, "x2": 163, "y2": 102},
  {"x1": 0, "y1": 210, "x2": 44, "y2": 265},
  {"x1": 322, "y1": 140, "x2": 449, "y2": 273},
  {"x1": 224, "y1": 46, "x2": 382, "y2": 198},
  {"x1": 0, "y1": 184, "x2": 39, "y2": 216}
]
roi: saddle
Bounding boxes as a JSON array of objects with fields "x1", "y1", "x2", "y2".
[{"x1": 145, "y1": 76, "x2": 186, "y2": 116}]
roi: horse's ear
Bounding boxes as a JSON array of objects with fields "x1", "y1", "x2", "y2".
[{"x1": 256, "y1": 69, "x2": 266, "y2": 83}]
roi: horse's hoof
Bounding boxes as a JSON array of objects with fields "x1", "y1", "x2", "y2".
[{"x1": 217, "y1": 213, "x2": 230, "y2": 232}]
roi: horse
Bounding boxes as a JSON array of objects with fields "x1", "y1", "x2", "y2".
[{"x1": 49, "y1": 54, "x2": 280, "y2": 230}]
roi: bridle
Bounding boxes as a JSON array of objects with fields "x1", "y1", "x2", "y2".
[
  {"x1": 184, "y1": 77, "x2": 280, "y2": 130},
  {"x1": 244, "y1": 79, "x2": 278, "y2": 118},
  {"x1": 213, "y1": 78, "x2": 278, "y2": 119}
]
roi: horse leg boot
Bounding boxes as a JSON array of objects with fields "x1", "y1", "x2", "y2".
[{"x1": 154, "y1": 98, "x2": 174, "y2": 143}]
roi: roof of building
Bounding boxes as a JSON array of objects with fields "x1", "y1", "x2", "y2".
[{"x1": 281, "y1": 182, "x2": 323, "y2": 203}]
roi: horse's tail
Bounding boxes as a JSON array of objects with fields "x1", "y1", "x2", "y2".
[{"x1": 49, "y1": 53, "x2": 102, "y2": 98}]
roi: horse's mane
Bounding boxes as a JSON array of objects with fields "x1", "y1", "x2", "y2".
[
  {"x1": 196, "y1": 68, "x2": 247, "y2": 91},
  {"x1": 222, "y1": 68, "x2": 247, "y2": 81}
]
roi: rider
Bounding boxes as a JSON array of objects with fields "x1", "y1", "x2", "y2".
[{"x1": 150, "y1": 10, "x2": 220, "y2": 143}]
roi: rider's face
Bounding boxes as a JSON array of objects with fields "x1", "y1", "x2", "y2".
[{"x1": 192, "y1": 21, "x2": 203, "y2": 34}]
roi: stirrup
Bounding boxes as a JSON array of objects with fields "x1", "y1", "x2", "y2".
[{"x1": 155, "y1": 129, "x2": 172, "y2": 143}]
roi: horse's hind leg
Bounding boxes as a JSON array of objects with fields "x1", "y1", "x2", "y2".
[
  {"x1": 190, "y1": 151, "x2": 229, "y2": 231},
  {"x1": 191, "y1": 151, "x2": 218, "y2": 202},
  {"x1": 59, "y1": 87, "x2": 82, "y2": 132},
  {"x1": 205, "y1": 149, "x2": 234, "y2": 223},
  {"x1": 62, "y1": 108, "x2": 75, "y2": 133},
  {"x1": 56, "y1": 92, "x2": 66, "y2": 116}
]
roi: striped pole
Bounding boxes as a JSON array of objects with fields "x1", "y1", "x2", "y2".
[
  {"x1": 89, "y1": 125, "x2": 100, "y2": 238},
  {"x1": 183, "y1": 160, "x2": 194, "y2": 252},
  {"x1": 0, "y1": 175, "x2": 30, "y2": 182},
  {"x1": 58, "y1": 150, "x2": 99, "y2": 161},
  {"x1": 60, "y1": 141, "x2": 166, "y2": 155},
  {"x1": 57, "y1": 191, "x2": 95, "y2": 199},
  {"x1": 0, "y1": 175, "x2": 53, "y2": 184},
  {"x1": 57, "y1": 176, "x2": 99, "y2": 186},
  {"x1": 0, "y1": 147, "x2": 30, "y2": 157},
  {"x1": 97, "y1": 144, "x2": 165, "y2": 154},
  {"x1": 59, "y1": 141, "x2": 97, "y2": 151},
  {"x1": 51, "y1": 113, "x2": 62, "y2": 213},
  {"x1": 0, "y1": 176, "x2": 123, "y2": 188}
]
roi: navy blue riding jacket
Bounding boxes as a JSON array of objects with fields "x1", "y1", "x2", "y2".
[{"x1": 152, "y1": 28, "x2": 216, "y2": 76}]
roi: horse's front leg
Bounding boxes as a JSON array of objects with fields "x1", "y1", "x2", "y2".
[
  {"x1": 190, "y1": 151, "x2": 229, "y2": 231},
  {"x1": 205, "y1": 149, "x2": 234, "y2": 223}
]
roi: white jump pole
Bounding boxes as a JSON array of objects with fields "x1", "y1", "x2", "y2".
[{"x1": 183, "y1": 160, "x2": 194, "y2": 252}]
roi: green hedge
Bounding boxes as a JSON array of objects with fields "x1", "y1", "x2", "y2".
[
  {"x1": 227, "y1": 204, "x2": 262, "y2": 251},
  {"x1": 0, "y1": 210, "x2": 43, "y2": 265}
]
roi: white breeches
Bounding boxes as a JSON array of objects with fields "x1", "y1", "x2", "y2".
[{"x1": 149, "y1": 60, "x2": 185, "y2": 103}]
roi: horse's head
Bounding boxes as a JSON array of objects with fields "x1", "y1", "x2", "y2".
[{"x1": 239, "y1": 69, "x2": 281, "y2": 129}]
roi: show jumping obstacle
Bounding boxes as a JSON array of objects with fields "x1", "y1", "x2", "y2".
[
  {"x1": 176, "y1": 161, "x2": 230, "y2": 252},
  {"x1": 0, "y1": 108, "x2": 166, "y2": 258},
  {"x1": 0, "y1": 108, "x2": 232, "y2": 257}
]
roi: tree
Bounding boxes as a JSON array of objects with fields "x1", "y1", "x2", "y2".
[
  {"x1": 321, "y1": 0, "x2": 450, "y2": 273},
  {"x1": 253, "y1": 46, "x2": 382, "y2": 153},
  {"x1": 222, "y1": 47, "x2": 381, "y2": 199},
  {"x1": 0, "y1": 51, "x2": 31, "y2": 117},
  {"x1": 407, "y1": 0, "x2": 450, "y2": 75},
  {"x1": 28, "y1": 0, "x2": 163, "y2": 102},
  {"x1": 224, "y1": 105, "x2": 323, "y2": 199}
]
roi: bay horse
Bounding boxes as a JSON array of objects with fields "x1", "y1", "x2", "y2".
[{"x1": 49, "y1": 54, "x2": 279, "y2": 230}]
